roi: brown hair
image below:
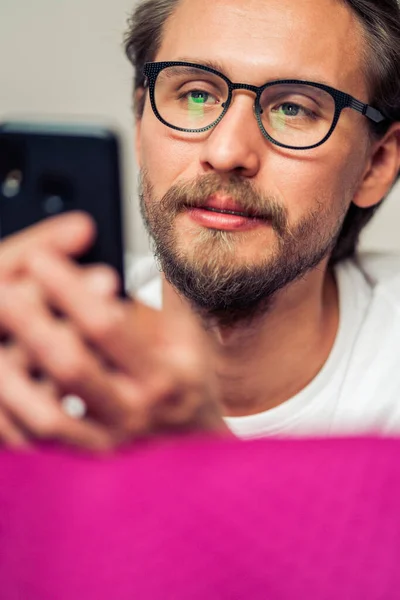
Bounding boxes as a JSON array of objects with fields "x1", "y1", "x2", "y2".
[{"x1": 124, "y1": 0, "x2": 400, "y2": 264}]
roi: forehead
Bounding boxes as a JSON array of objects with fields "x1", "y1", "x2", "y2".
[{"x1": 156, "y1": 0, "x2": 368, "y2": 95}]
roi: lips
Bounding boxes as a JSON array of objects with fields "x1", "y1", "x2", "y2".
[
  {"x1": 198, "y1": 194, "x2": 260, "y2": 219},
  {"x1": 184, "y1": 193, "x2": 268, "y2": 232}
]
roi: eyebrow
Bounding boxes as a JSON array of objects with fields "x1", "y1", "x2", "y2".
[
  {"x1": 173, "y1": 57, "x2": 336, "y2": 89},
  {"x1": 174, "y1": 57, "x2": 228, "y2": 75}
]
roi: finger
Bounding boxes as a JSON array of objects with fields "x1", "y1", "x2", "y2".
[
  {"x1": 0, "y1": 332, "x2": 61, "y2": 387},
  {"x1": 0, "y1": 407, "x2": 31, "y2": 448},
  {"x1": 0, "y1": 347, "x2": 114, "y2": 452},
  {"x1": 27, "y1": 251, "x2": 122, "y2": 311},
  {"x1": 0, "y1": 310, "x2": 42, "y2": 374},
  {"x1": 81, "y1": 264, "x2": 121, "y2": 297},
  {"x1": 0, "y1": 211, "x2": 96, "y2": 279},
  {"x1": 1, "y1": 339, "x2": 35, "y2": 371}
]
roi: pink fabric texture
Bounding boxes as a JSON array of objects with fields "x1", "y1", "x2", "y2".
[{"x1": 1, "y1": 436, "x2": 400, "y2": 599}]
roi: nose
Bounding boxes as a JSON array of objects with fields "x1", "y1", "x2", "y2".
[{"x1": 199, "y1": 93, "x2": 264, "y2": 178}]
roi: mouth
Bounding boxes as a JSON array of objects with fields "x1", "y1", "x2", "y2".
[
  {"x1": 202, "y1": 193, "x2": 262, "y2": 217},
  {"x1": 198, "y1": 206, "x2": 260, "y2": 218},
  {"x1": 184, "y1": 194, "x2": 269, "y2": 232}
]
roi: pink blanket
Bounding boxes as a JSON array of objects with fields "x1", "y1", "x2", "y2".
[{"x1": 1, "y1": 436, "x2": 399, "y2": 599}]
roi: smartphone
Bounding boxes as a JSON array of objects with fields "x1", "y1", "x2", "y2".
[{"x1": 0, "y1": 121, "x2": 125, "y2": 291}]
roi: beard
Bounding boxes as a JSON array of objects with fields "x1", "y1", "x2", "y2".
[{"x1": 139, "y1": 170, "x2": 349, "y2": 327}]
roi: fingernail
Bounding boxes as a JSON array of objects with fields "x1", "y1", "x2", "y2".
[{"x1": 86, "y1": 271, "x2": 117, "y2": 294}]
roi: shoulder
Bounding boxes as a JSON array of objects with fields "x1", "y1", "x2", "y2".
[
  {"x1": 125, "y1": 254, "x2": 162, "y2": 310},
  {"x1": 355, "y1": 252, "x2": 400, "y2": 303},
  {"x1": 356, "y1": 252, "x2": 400, "y2": 285},
  {"x1": 333, "y1": 253, "x2": 400, "y2": 433}
]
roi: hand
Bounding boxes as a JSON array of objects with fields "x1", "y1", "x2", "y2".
[{"x1": 0, "y1": 213, "x2": 227, "y2": 450}]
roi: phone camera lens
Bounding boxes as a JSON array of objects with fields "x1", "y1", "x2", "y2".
[
  {"x1": 43, "y1": 194, "x2": 64, "y2": 214},
  {"x1": 39, "y1": 174, "x2": 72, "y2": 215}
]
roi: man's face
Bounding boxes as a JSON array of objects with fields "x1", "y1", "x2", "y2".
[{"x1": 136, "y1": 0, "x2": 371, "y2": 323}]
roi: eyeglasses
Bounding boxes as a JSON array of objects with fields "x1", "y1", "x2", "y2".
[{"x1": 143, "y1": 61, "x2": 386, "y2": 151}]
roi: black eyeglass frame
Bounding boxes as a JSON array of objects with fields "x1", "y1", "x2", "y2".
[{"x1": 143, "y1": 61, "x2": 386, "y2": 151}]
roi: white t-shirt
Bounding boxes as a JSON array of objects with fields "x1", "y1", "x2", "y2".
[{"x1": 126, "y1": 253, "x2": 400, "y2": 438}]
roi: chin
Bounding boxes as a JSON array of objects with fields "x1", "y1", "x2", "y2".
[{"x1": 174, "y1": 226, "x2": 278, "y2": 268}]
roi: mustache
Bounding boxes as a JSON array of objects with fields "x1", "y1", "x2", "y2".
[{"x1": 156, "y1": 173, "x2": 289, "y2": 237}]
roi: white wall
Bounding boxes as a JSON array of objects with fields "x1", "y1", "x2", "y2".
[{"x1": 0, "y1": 0, "x2": 399, "y2": 255}]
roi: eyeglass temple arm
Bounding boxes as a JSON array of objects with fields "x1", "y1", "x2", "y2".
[{"x1": 349, "y1": 98, "x2": 386, "y2": 123}]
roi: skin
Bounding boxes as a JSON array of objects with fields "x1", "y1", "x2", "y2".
[{"x1": 0, "y1": 0, "x2": 398, "y2": 446}]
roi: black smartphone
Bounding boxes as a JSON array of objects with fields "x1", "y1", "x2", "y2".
[{"x1": 0, "y1": 121, "x2": 125, "y2": 291}]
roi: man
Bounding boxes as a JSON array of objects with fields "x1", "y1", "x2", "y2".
[{"x1": 0, "y1": 0, "x2": 399, "y2": 448}]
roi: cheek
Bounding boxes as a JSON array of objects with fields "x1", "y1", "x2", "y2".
[
  {"x1": 139, "y1": 113, "x2": 198, "y2": 198},
  {"x1": 262, "y1": 141, "x2": 365, "y2": 223}
]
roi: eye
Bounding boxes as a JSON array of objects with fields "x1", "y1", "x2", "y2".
[
  {"x1": 279, "y1": 103, "x2": 301, "y2": 116},
  {"x1": 272, "y1": 102, "x2": 316, "y2": 119},
  {"x1": 186, "y1": 90, "x2": 218, "y2": 105}
]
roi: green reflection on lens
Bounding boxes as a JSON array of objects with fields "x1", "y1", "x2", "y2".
[
  {"x1": 270, "y1": 111, "x2": 287, "y2": 132},
  {"x1": 188, "y1": 97, "x2": 205, "y2": 120},
  {"x1": 191, "y1": 95, "x2": 205, "y2": 104}
]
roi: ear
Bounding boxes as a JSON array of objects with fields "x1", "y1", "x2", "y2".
[
  {"x1": 353, "y1": 122, "x2": 400, "y2": 209},
  {"x1": 134, "y1": 88, "x2": 146, "y2": 169}
]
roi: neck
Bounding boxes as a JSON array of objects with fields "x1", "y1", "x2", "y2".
[{"x1": 162, "y1": 260, "x2": 339, "y2": 417}]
